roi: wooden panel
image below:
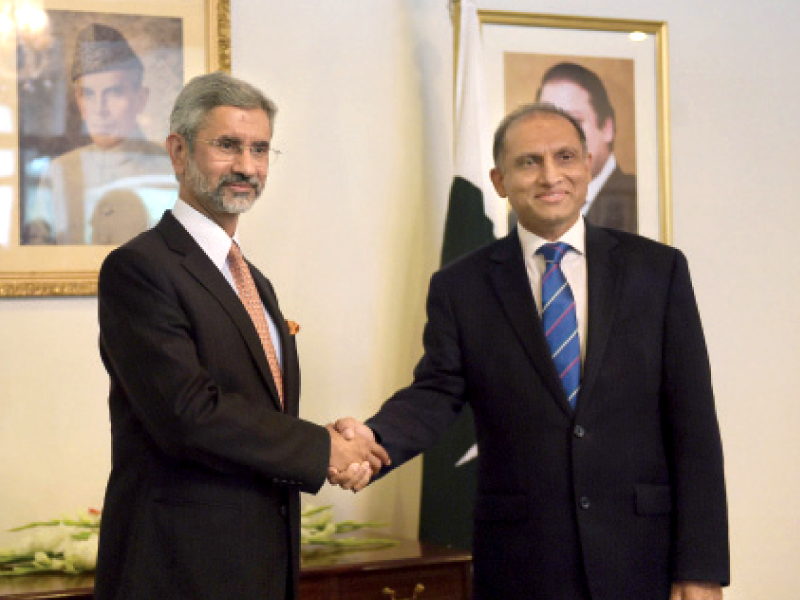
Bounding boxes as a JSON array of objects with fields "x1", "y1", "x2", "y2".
[
  {"x1": 298, "y1": 575, "x2": 337, "y2": 600},
  {"x1": 339, "y1": 564, "x2": 466, "y2": 600}
]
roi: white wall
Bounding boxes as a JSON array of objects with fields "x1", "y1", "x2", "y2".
[
  {"x1": 230, "y1": 0, "x2": 453, "y2": 535},
  {"x1": 1, "y1": 0, "x2": 799, "y2": 597}
]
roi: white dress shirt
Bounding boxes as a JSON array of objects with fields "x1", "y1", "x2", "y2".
[
  {"x1": 517, "y1": 217, "x2": 588, "y2": 367},
  {"x1": 171, "y1": 198, "x2": 283, "y2": 367}
]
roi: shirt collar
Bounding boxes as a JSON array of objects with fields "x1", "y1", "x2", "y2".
[
  {"x1": 517, "y1": 216, "x2": 586, "y2": 260},
  {"x1": 171, "y1": 198, "x2": 240, "y2": 271}
]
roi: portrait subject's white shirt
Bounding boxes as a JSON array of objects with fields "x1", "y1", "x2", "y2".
[
  {"x1": 28, "y1": 132, "x2": 176, "y2": 244},
  {"x1": 172, "y1": 198, "x2": 283, "y2": 366}
]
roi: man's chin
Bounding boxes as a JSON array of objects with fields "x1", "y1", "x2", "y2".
[
  {"x1": 220, "y1": 193, "x2": 258, "y2": 214},
  {"x1": 90, "y1": 135, "x2": 125, "y2": 150}
]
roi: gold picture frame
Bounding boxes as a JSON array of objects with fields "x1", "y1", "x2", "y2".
[
  {"x1": 456, "y1": 7, "x2": 672, "y2": 244},
  {"x1": 0, "y1": 0, "x2": 231, "y2": 297}
]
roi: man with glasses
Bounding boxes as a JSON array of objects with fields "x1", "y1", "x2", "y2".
[{"x1": 94, "y1": 71, "x2": 388, "y2": 600}]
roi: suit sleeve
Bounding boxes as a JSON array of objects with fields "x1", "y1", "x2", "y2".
[
  {"x1": 367, "y1": 271, "x2": 468, "y2": 470},
  {"x1": 662, "y1": 251, "x2": 730, "y2": 585},
  {"x1": 98, "y1": 245, "x2": 330, "y2": 494}
]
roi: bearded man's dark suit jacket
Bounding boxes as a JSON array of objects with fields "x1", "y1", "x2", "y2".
[
  {"x1": 585, "y1": 165, "x2": 637, "y2": 234},
  {"x1": 95, "y1": 211, "x2": 330, "y2": 600},
  {"x1": 366, "y1": 220, "x2": 729, "y2": 600}
]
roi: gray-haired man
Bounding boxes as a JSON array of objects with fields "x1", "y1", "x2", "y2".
[{"x1": 94, "y1": 71, "x2": 388, "y2": 600}]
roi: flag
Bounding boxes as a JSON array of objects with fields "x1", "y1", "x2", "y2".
[{"x1": 418, "y1": 0, "x2": 507, "y2": 551}]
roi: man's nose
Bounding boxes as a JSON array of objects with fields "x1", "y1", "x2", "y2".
[
  {"x1": 95, "y1": 95, "x2": 110, "y2": 115},
  {"x1": 539, "y1": 156, "x2": 561, "y2": 185},
  {"x1": 232, "y1": 147, "x2": 258, "y2": 175}
]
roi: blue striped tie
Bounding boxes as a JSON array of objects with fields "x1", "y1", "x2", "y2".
[{"x1": 537, "y1": 242, "x2": 581, "y2": 408}]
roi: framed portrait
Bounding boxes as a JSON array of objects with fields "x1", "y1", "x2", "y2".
[
  {"x1": 0, "y1": 0, "x2": 230, "y2": 297},
  {"x1": 472, "y1": 11, "x2": 671, "y2": 243}
]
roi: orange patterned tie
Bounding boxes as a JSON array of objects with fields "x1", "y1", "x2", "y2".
[{"x1": 227, "y1": 242, "x2": 284, "y2": 406}]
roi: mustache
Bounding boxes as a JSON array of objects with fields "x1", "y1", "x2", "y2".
[{"x1": 219, "y1": 173, "x2": 262, "y2": 193}]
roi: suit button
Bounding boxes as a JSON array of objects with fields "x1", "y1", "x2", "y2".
[
  {"x1": 280, "y1": 504, "x2": 288, "y2": 519},
  {"x1": 573, "y1": 425, "x2": 586, "y2": 438},
  {"x1": 579, "y1": 496, "x2": 591, "y2": 510}
]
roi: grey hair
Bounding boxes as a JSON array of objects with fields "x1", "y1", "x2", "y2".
[
  {"x1": 492, "y1": 102, "x2": 587, "y2": 167},
  {"x1": 169, "y1": 71, "x2": 277, "y2": 149}
]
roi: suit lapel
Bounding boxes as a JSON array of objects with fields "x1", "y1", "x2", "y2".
[
  {"x1": 156, "y1": 212, "x2": 283, "y2": 411},
  {"x1": 578, "y1": 223, "x2": 622, "y2": 410},
  {"x1": 488, "y1": 233, "x2": 572, "y2": 415},
  {"x1": 250, "y1": 266, "x2": 301, "y2": 416}
]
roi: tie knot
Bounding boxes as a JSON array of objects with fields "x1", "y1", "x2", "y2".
[
  {"x1": 537, "y1": 242, "x2": 571, "y2": 264},
  {"x1": 228, "y1": 241, "x2": 244, "y2": 263}
]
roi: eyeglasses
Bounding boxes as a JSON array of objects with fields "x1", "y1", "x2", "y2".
[{"x1": 196, "y1": 137, "x2": 282, "y2": 164}]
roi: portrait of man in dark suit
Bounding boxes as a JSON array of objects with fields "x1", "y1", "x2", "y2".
[
  {"x1": 536, "y1": 61, "x2": 638, "y2": 233},
  {"x1": 331, "y1": 103, "x2": 728, "y2": 600}
]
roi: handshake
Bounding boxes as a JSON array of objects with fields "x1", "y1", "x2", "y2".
[{"x1": 327, "y1": 417, "x2": 390, "y2": 493}]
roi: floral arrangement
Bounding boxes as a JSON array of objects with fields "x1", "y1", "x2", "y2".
[
  {"x1": 300, "y1": 504, "x2": 397, "y2": 552},
  {"x1": 0, "y1": 508, "x2": 100, "y2": 577},
  {"x1": 0, "y1": 505, "x2": 395, "y2": 576}
]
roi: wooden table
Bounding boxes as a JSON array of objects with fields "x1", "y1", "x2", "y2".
[
  {"x1": 0, "y1": 575, "x2": 93, "y2": 600},
  {"x1": 0, "y1": 539, "x2": 472, "y2": 600},
  {"x1": 301, "y1": 538, "x2": 471, "y2": 599}
]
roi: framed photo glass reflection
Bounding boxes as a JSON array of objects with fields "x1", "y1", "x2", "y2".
[{"x1": 0, "y1": 0, "x2": 230, "y2": 296}]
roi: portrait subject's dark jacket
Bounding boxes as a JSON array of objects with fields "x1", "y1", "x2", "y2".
[
  {"x1": 586, "y1": 166, "x2": 637, "y2": 233},
  {"x1": 94, "y1": 211, "x2": 330, "y2": 600},
  {"x1": 367, "y1": 222, "x2": 729, "y2": 600}
]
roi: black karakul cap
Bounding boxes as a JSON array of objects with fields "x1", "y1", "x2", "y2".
[{"x1": 71, "y1": 23, "x2": 143, "y2": 81}]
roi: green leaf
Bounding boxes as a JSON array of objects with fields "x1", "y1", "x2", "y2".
[
  {"x1": 303, "y1": 537, "x2": 399, "y2": 548},
  {"x1": 333, "y1": 521, "x2": 389, "y2": 533},
  {"x1": 0, "y1": 553, "x2": 36, "y2": 566},
  {"x1": 9, "y1": 520, "x2": 61, "y2": 532},
  {"x1": 300, "y1": 505, "x2": 332, "y2": 518}
]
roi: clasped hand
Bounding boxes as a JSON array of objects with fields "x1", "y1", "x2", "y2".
[{"x1": 326, "y1": 417, "x2": 389, "y2": 492}]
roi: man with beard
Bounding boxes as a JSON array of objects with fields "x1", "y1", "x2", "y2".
[{"x1": 94, "y1": 72, "x2": 389, "y2": 600}]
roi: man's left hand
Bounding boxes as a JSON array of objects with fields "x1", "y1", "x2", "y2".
[{"x1": 670, "y1": 581, "x2": 723, "y2": 600}]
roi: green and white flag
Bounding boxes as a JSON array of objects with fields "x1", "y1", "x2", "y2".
[{"x1": 418, "y1": 0, "x2": 507, "y2": 550}]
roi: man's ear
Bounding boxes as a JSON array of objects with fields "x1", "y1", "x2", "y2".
[
  {"x1": 166, "y1": 133, "x2": 187, "y2": 178},
  {"x1": 601, "y1": 117, "x2": 614, "y2": 145},
  {"x1": 490, "y1": 166, "x2": 507, "y2": 198}
]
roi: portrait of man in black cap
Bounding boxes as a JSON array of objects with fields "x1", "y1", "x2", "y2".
[{"x1": 24, "y1": 22, "x2": 177, "y2": 245}]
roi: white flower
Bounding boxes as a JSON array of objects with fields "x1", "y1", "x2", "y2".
[
  {"x1": 63, "y1": 537, "x2": 98, "y2": 571},
  {"x1": 17, "y1": 525, "x2": 71, "y2": 555}
]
